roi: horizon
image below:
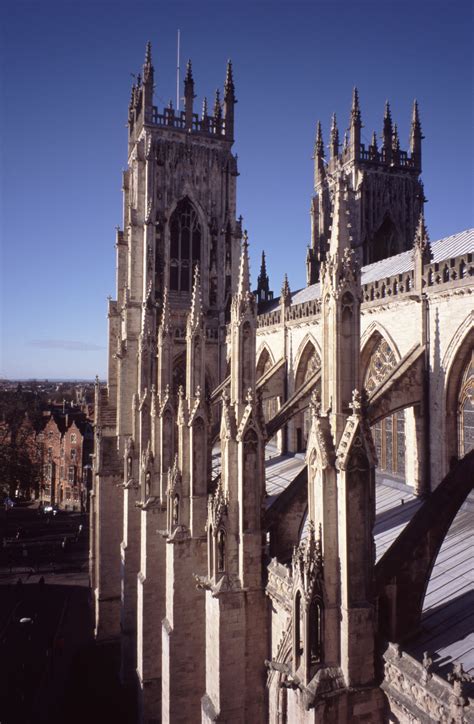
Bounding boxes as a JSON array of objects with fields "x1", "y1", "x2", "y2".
[{"x1": 1, "y1": 0, "x2": 473, "y2": 379}]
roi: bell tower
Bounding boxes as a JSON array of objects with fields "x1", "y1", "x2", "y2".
[{"x1": 307, "y1": 91, "x2": 424, "y2": 284}]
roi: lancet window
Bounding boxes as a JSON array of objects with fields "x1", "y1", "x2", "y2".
[
  {"x1": 458, "y1": 350, "x2": 474, "y2": 457},
  {"x1": 169, "y1": 198, "x2": 201, "y2": 292}
]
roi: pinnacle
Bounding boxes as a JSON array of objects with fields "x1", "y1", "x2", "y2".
[
  {"x1": 189, "y1": 265, "x2": 203, "y2": 327},
  {"x1": 315, "y1": 121, "x2": 324, "y2": 157},
  {"x1": 213, "y1": 89, "x2": 222, "y2": 118},
  {"x1": 145, "y1": 41, "x2": 152, "y2": 66},
  {"x1": 384, "y1": 100, "x2": 392, "y2": 121},
  {"x1": 202, "y1": 97, "x2": 208, "y2": 118},
  {"x1": 281, "y1": 273, "x2": 291, "y2": 303},
  {"x1": 371, "y1": 131, "x2": 378, "y2": 149},
  {"x1": 237, "y1": 231, "x2": 251, "y2": 296},
  {"x1": 225, "y1": 59, "x2": 235, "y2": 94},
  {"x1": 351, "y1": 87, "x2": 361, "y2": 123},
  {"x1": 185, "y1": 59, "x2": 193, "y2": 83}
]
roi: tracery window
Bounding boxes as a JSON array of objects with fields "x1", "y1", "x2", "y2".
[
  {"x1": 364, "y1": 336, "x2": 405, "y2": 477},
  {"x1": 364, "y1": 337, "x2": 397, "y2": 393},
  {"x1": 169, "y1": 198, "x2": 201, "y2": 292},
  {"x1": 294, "y1": 342, "x2": 321, "y2": 452},
  {"x1": 458, "y1": 350, "x2": 474, "y2": 457}
]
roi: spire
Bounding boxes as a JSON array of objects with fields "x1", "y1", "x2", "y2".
[
  {"x1": 224, "y1": 59, "x2": 235, "y2": 100},
  {"x1": 223, "y1": 59, "x2": 236, "y2": 140},
  {"x1": 184, "y1": 59, "x2": 195, "y2": 130},
  {"x1": 237, "y1": 231, "x2": 251, "y2": 296},
  {"x1": 349, "y1": 87, "x2": 362, "y2": 160},
  {"x1": 369, "y1": 130, "x2": 378, "y2": 160},
  {"x1": 143, "y1": 41, "x2": 153, "y2": 82},
  {"x1": 410, "y1": 99, "x2": 423, "y2": 169},
  {"x1": 330, "y1": 113, "x2": 340, "y2": 159},
  {"x1": 392, "y1": 123, "x2": 400, "y2": 152},
  {"x1": 188, "y1": 265, "x2": 203, "y2": 329},
  {"x1": 256, "y1": 250, "x2": 271, "y2": 305},
  {"x1": 351, "y1": 87, "x2": 361, "y2": 125},
  {"x1": 315, "y1": 121, "x2": 324, "y2": 158},
  {"x1": 213, "y1": 88, "x2": 223, "y2": 134},
  {"x1": 382, "y1": 101, "x2": 393, "y2": 162}
]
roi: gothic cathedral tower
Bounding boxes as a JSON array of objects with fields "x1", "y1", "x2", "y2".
[
  {"x1": 307, "y1": 90, "x2": 424, "y2": 283},
  {"x1": 90, "y1": 43, "x2": 242, "y2": 723}
]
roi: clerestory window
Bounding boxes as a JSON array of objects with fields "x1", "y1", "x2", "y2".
[{"x1": 169, "y1": 198, "x2": 201, "y2": 292}]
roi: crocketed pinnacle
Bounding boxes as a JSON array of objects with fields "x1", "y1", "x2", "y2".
[
  {"x1": 202, "y1": 97, "x2": 208, "y2": 119},
  {"x1": 185, "y1": 59, "x2": 193, "y2": 83},
  {"x1": 370, "y1": 131, "x2": 378, "y2": 150},
  {"x1": 213, "y1": 89, "x2": 222, "y2": 120},
  {"x1": 315, "y1": 121, "x2": 324, "y2": 158},
  {"x1": 258, "y1": 251, "x2": 268, "y2": 282},
  {"x1": 280, "y1": 273, "x2": 291, "y2": 305},
  {"x1": 237, "y1": 231, "x2": 251, "y2": 296},
  {"x1": 189, "y1": 265, "x2": 203, "y2": 328},
  {"x1": 161, "y1": 287, "x2": 171, "y2": 334},
  {"x1": 413, "y1": 210, "x2": 431, "y2": 261},
  {"x1": 224, "y1": 59, "x2": 235, "y2": 99},
  {"x1": 392, "y1": 123, "x2": 400, "y2": 152},
  {"x1": 330, "y1": 113, "x2": 339, "y2": 156},
  {"x1": 351, "y1": 87, "x2": 361, "y2": 124}
]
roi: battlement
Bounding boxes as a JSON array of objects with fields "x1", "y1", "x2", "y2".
[
  {"x1": 128, "y1": 43, "x2": 235, "y2": 147},
  {"x1": 314, "y1": 91, "x2": 423, "y2": 186}
]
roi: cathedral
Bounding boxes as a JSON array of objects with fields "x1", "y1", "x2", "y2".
[{"x1": 89, "y1": 44, "x2": 474, "y2": 723}]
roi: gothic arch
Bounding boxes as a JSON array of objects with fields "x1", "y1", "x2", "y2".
[
  {"x1": 293, "y1": 339, "x2": 321, "y2": 452},
  {"x1": 166, "y1": 195, "x2": 209, "y2": 299},
  {"x1": 360, "y1": 322, "x2": 401, "y2": 382},
  {"x1": 294, "y1": 335, "x2": 321, "y2": 386},
  {"x1": 256, "y1": 343, "x2": 275, "y2": 379},
  {"x1": 361, "y1": 328, "x2": 405, "y2": 478},
  {"x1": 443, "y1": 317, "x2": 474, "y2": 467}
]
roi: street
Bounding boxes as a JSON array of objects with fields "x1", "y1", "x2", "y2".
[{"x1": 0, "y1": 503, "x2": 134, "y2": 724}]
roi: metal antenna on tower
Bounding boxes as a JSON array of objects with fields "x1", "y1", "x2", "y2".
[{"x1": 176, "y1": 29, "x2": 180, "y2": 111}]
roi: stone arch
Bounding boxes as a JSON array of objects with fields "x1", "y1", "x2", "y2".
[
  {"x1": 369, "y1": 213, "x2": 401, "y2": 263},
  {"x1": 256, "y1": 344, "x2": 279, "y2": 424},
  {"x1": 361, "y1": 328, "x2": 407, "y2": 479},
  {"x1": 444, "y1": 318, "x2": 474, "y2": 467},
  {"x1": 360, "y1": 322, "x2": 402, "y2": 381},
  {"x1": 256, "y1": 344, "x2": 275, "y2": 379},
  {"x1": 293, "y1": 338, "x2": 321, "y2": 452}
]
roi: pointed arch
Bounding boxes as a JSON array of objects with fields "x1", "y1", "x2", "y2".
[
  {"x1": 256, "y1": 343, "x2": 275, "y2": 379},
  {"x1": 360, "y1": 322, "x2": 401, "y2": 387},
  {"x1": 293, "y1": 338, "x2": 321, "y2": 453},
  {"x1": 443, "y1": 315, "x2": 474, "y2": 466},
  {"x1": 294, "y1": 335, "x2": 321, "y2": 387}
]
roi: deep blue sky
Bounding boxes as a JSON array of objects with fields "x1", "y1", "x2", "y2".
[{"x1": 1, "y1": 0, "x2": 472, "y2": 379}]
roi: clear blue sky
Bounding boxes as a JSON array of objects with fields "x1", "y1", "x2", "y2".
[{"x1": 1, "y1": 0, "x2": 472, "y2": 379}]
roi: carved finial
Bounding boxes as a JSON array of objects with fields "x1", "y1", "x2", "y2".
[
  {"x1": 95, "y1": 374, "x2": 100, "y2": 387},
  {"x1": 422, "y1": 651, "x2": 433, "y2": 673},
  {"x1": 315, "y1": 121, "x2": 324, "y2": 158},
  {"x1": 245, "y1": 387, "x2": 254, "y2": 406},
  {"x1": 168, "y1": 98, "x2": 174, "y2": 110},
  {"x1": 349, "y1": 388, "x2": 368, "y2": 417},
  {"x1": 237, "y1": 231, "x2": 251, "y2": 296},
  {"x1": 448, "y1": 662, "x2": 473, "y2": 697}
]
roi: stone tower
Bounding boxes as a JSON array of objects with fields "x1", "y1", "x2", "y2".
[
  {"x1": 307, "y1": 91, "x2": 424, "y2": 284},
  {"x1": 90, "y1": 43, "x2": 243, "y2": 723}
]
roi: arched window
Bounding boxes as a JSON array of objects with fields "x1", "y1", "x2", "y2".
[
  {"x1": 294, "y1": 591, "x2": 304, "y2": 669},
  {"x1": 309, "y1": 597, "x2": 323, "y2": 664},
  {"x1": 364, "y1": 335, "x2": 405, "y2": 477},
  {"x1": 169, "y1": 198, "x2": 201, "y2": 292},
  {"x1": 458, "y1": 350, "x2": 474, "y2": 457},
  {"x1": 294, "y1": 341, "x2": 321, "y2": 452}
]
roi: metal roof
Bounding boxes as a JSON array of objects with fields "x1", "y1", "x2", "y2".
[{"x1": 259, "y1": 228, "x2": 474, "y2": 313}]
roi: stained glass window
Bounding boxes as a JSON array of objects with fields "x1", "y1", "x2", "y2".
[{"x1": 458, "y1": 350, "x2": 474, "y2": 457}]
